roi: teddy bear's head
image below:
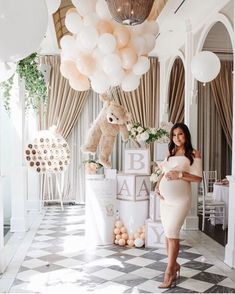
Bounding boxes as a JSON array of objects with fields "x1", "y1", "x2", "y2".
[{"x1": 106, "y1": 101, "x2": 132, "y2": 125}]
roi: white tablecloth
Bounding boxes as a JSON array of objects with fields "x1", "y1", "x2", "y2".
[{"x1": 212, "y1": 184, "x2": 229, "y2": 228}]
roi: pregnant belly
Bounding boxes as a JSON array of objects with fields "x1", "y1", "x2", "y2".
[{"x1": 159, "y1": 176, "x2": 191, "y2": 205}]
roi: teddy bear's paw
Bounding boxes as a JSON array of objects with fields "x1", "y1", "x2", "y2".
[
  {"x1": 99, "y1": 158, "x2": 112, "y2": 169},
  {"x1": 81, "y1": 145, "x2": 96, "y2": 154}
]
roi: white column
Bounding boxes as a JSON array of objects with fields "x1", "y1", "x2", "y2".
[
  {"x1": 10, "y1": 79, "x2": 28, "y2": 232},
  {"x1": 224, "y1": 5, "x2": 235, "y2": 267},
  {"x1": 0, "y1": 177, "x2": 5, "y2": 273},
  {"x1": 225, "y1": 177, "x2": 235, "y2": 268},
  {"x1": 184, "y1": 19, "x2": 199, "y2": 230},
  {"x1": 159, "y1": 58, "x2": 169, "y2": 123}
]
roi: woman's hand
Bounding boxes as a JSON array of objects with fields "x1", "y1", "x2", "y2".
[
  {"x1": 165, "y1": 171, "x2": 182, "y2": 181},
  {"x1": 155, "y1": 185, "x2": 164, "y2": 200}
]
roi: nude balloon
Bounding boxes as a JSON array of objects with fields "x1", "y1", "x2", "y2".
[
  {"x1": 120, "y1": 47, "x2": 138, "y2": 70},
  {"x1": 113, "y1": 26, "x2": 130, "y2": 49}
]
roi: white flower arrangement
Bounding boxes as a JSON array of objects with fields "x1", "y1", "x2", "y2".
[
  {"x1": 127, "y1": 121, "x2": 173, "y2": 146},
  {"x1": 150, "y1": 165, "x2": 163, "y2": 184}
]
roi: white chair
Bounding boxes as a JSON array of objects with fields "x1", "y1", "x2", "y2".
[{"x1": 198, "y1": 171, "x2": 226, "y2": 231}]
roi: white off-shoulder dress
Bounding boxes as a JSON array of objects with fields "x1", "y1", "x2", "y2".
[{"x1": 159, "y1": 156, "x2": 202, "y2": 239}]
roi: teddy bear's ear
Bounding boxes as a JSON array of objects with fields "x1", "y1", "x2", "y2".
[
  {"x1": 125, "y1": 112, "x2": 132, "y2": 122},
  {"x1": 99, "y1": 93, "x2": 111, "y2": 103}
]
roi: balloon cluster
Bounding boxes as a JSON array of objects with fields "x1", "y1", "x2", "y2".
[
  {"x1": 24, "y1": 130, "x2": 70, "y2": 174},
  {"x1": 60, "y1": 0, "x2": 159, "y2": 93},
  {"x1": 113, "y1": 220, "x2": 145, "y2": 248}
]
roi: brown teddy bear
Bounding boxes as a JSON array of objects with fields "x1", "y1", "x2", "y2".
[{"x1": 81, "y1": 94, "x2": 132, "y2": 168}]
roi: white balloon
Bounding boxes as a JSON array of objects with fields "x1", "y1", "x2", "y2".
[
  {"x1": 65, "y1": 12, "x2": 82, "y2": 34},
  {"x1": 102, "y1": 53, "x2": 122, "y2": 75},
  {"x1": 60, "y1": 36, "x2": 80, "y2": 61},
  {"x1": 109, "y1": 69, "x2": 125, "y2": 86},
  {"x1": 144, "y1": 21, "x2": 159, "y2": 36},
  {"x1": 71, "y1": 0, "x2": 95, "y2": 17},
  {"x1": 45, "y1": 0, "x2": 61, "y2": 14},
  {"x1": 79, "y1": 26, "x2": 99, "y2": 50},
  {"x1": 0, "y1": 62, "x2": 16, "y2": 83},
  {"x1": 96, "y1": 0, "x2": 112, "y2": 20},
  {"x1": 143, "y1": 33, "x2": 156, "y2": 53},
  {"x1": 91, "y1": 71, "x2": 110, "y2": 94},
  {"x1": 0, "y1": 0, "x2": 48, "y2": 62},
  {"x1": 83, "y1": 12, "x2": 99, "y2": 27},
  {"x1": 121, "y1": 72, "x2": 140, "y2": 92},
  {"x1": 98, "y1": 34, "x2": 117, "y2": 55},
  {"x1": 134, "y1": 238, "x2": 144, "y2": 248},
  {"x1": 131, "y1": 36, "x2": 147, "y2": 55},
  {"x1": 133, "y1": 56, "x2": 150, "y2": 76},
  {"x1": 191, "y1": 51, "x2": 221, "y2": 83}
]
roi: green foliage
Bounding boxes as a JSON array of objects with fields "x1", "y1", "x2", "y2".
[
  {"x1": 0, "y1": 76, "x2": 14, "y2": 113},
  {"x1": 0, "y1": 53, "x2": 48, "y2": 114}
]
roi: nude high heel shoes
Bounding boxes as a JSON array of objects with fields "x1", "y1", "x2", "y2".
[{"x1": 158, "y1": 271, "x2": 177, "y2": 289}]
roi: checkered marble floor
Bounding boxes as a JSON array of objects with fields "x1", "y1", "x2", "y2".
[{"x1": 7, "y1": 205, "x2": 235, "y2": 293}]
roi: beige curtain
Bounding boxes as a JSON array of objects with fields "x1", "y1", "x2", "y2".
[
  {"x1": 198, "y1": 81, "x2": 232, "y2": 179},
  {"x1": 39, "y1": 55, "x2": 89, "y2": 138},
  {"x1": 168, "y1": 58, "x2": 185, "y2": 123},
  {"x1": 110, "y1": 57, "x2": 160, "y2": 167},
  {"x1": 210, "y1": 60, "x2": 233, "y2": 149}
]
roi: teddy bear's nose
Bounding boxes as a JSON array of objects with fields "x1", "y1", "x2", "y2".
[{"x1": 109, "y1": 117, "x2": 113, "y2": 122}]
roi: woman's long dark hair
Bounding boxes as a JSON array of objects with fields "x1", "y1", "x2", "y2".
[{"x1": 168, "y1": 123, "x2": 194, "y2": 165}]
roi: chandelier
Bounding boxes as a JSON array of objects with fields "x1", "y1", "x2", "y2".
[{"x1": 105, "y1": 0, "x2": 155, "y2": 26}]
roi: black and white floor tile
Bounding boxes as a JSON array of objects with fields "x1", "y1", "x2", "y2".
[{"x1": 7, "y1": 205, "x2": 235, "y2": 293}]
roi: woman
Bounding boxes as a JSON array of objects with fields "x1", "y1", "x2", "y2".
[{"x1": 155, "y1": 123, "x2": 202, "y2": 288}]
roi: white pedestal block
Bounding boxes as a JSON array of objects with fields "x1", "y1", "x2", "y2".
[
  {"x1": 149, "y1": 191, "x2": 161, "y2": 222},
  {"x1": 117, "y1": 199, "x2": 149, "y2": 234},
  {"x1": 117, "y1": 174, "x2": 150, "y2": 201},
  {"x1": 145, "y1": 219, "x2": 165, "y2": 248},
  {"x1": 85, "y1": 176, "x2": 117, "y2": 246}
]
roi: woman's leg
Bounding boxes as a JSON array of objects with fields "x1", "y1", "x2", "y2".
[{"x1": 167, "y1": 238, "x2": 180, "y2": 272}]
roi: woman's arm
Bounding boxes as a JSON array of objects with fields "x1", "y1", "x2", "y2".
[
  {"x1": 165, "y1": 170, "x2": 202, "y2": 183},
  {"x1": 154, "y1": 173, "x2": 164, "y2": 199}
]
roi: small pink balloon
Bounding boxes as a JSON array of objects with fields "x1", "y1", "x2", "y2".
[
  {"x1": 113, "y1": 26, "x2": 130, "y2": 49},
  {"x1": 116, "y1": 234, "x2": 121, "y2": 240},
  {"x1": 114, "y1": 239, "x2": 119, "y2": 245},
  {"x1": 122, "y1": 233, "x2": 128, "y2": 240},
  {"x1": 114, "y1": 228, "x2": 120, "y2": 235},
  {"x1": 118, "y1": 239, "x2": 126, "y2": 246}
]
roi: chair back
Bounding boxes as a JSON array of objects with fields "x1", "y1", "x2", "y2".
[{"x1": 203, "y1": 170, "x2": 217, "y2": 197}]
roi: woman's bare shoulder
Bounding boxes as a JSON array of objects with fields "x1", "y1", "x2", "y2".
[{"x1": 193, "y1": 150, "x2": 201, "y2": 158}]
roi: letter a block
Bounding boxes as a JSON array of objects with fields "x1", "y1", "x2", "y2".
[
  {"x1": 117, "y1": 174, "x2": 150, "y2": 201},
  {"x1": 145, "y1": 219, "x2": 165, "y2": 248},
  {"x1": 124, "y1": 149, "x2": 150, "y2": 175}
]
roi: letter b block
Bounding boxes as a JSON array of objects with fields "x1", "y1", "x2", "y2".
[{"x1": 124, "y1": 149, "x2": 150, "y2": 174}]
